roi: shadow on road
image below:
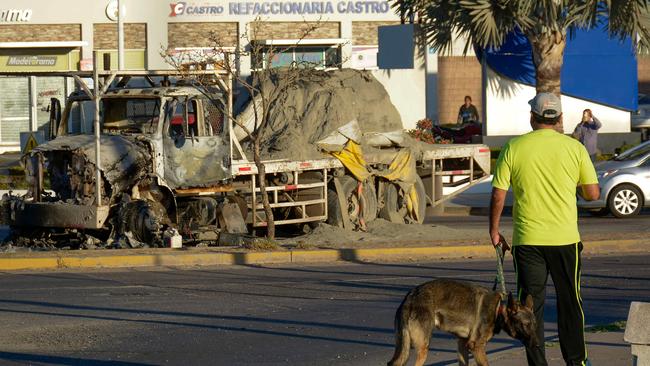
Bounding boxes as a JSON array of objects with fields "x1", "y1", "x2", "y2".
[
  {"x1": 0, "y1": 298, "x2": 524, "y2": 354},
  {"x1": 0, "y1": 351, "x2": 154, "y2": 366}
]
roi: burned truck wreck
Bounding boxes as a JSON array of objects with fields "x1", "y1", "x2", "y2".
[
  {"x1": 1, "y1": 70, "x2": 493, "y2": 249},
  {"x1": 2, "y1": 71, "x2": 238, "y2": 247}
]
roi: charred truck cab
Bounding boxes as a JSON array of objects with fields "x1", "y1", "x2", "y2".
[{"x1": 2, "y1": 70, "x2": 239, "y2": 246}]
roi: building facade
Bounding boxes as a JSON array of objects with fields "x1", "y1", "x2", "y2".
[
  {"x1": 8, "y1": 1, "x2": 637, "y2": 154},
  {"x1": 0, "y1": 0, "x2": 484, "y2": 152}
]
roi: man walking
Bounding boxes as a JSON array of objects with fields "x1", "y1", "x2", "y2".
[{"x1": 489, "y1": 93, "x2": 600, "y2": 366}]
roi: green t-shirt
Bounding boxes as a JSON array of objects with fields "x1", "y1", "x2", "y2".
[{"x1": 492, "y1": 128, "x2": 598, "y2": 246}]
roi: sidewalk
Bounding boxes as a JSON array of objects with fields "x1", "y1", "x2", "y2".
[
  {"x1": 0, "y1": 237, "x2": 647, "y2": 271},
  {"x1": 490, "y1": 329, "x2": 630, "y2": 365}
]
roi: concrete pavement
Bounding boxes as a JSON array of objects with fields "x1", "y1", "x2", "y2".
[{"x1": 0, "y1": 254, "x2": 644, "y2": 365}]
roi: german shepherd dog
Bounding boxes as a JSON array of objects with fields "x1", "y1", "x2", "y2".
[{"x1": 388, "y1": 279, "x2": 538, "y2": 366}]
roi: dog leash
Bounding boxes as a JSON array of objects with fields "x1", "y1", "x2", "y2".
[{"x1": 492, "y1": 240, "x2": 507, "y2": 296}]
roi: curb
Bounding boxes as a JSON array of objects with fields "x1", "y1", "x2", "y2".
[{"x1": 0, "y1": 238, "x2": 647, "y2": 271}]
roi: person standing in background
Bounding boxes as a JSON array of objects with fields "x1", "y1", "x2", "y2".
[
  {"x1": 572, "y1": 109, "x2": 602, "y2": 162},
  {"x1": 457, "y1": 95, "x2": 479, "y2": 124}
]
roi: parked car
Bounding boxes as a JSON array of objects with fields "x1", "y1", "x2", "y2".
[
  {"x1": 578, "y1": 140, "x2": 650, "y2": 217},
  {"x1": 632, "y1": 94, "x2": 650, "y2": 141}
]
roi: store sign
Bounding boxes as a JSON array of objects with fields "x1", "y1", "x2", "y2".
[
  {"x1": 0, "y1": 8, "x2": 32, "y2": 22},
  {"x1": 169, "y1": 1, "x2": 390, "y2": 16},
  {"x1": 7, "y1": 56, "x2": 57, "y2": 67}
]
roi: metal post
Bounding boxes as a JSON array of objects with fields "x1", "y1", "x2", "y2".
[
  {"x1": 34, "y1": 154, "x2": 42, "y2": 203},
  {"x1": 470, "y1": 154, "x2": 474, "y2": 183},
  {"x1": 117, "y1": 0, "x2": 125, "y2": 71},
  {"x1": 28, "y1": 76, "x2": 37, "y2": 131},
  {"x1": 427, "y1": 159, "x2": 445, "y2": 216},
  {"x1": 227, "y1": 71, "x2": 233, "y2": 164},
  {"x1": 93, "y1": 52, "x2": 102, "y2": 206},
  {"x1": 435, "y1": 160, "x2": 443, "y2": 206}
]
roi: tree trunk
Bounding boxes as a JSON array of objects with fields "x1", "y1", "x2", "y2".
[
  {"x1": 252, "y1": 139, "x2": 275, "y2": 239},
  {"x1": 528, "y1": 30, "x2": 566, "y2": 132}
]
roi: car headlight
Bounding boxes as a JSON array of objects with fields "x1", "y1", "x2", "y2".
[{"x1": 598, "y1": 169, "x2": 618, "y2": 178}]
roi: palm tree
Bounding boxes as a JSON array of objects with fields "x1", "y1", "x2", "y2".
[{"x1": 392, "y1": 0, "x2": 650, "y2": 95}]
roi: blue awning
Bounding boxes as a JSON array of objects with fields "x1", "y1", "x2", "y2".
[{"x1": 476, "y1": 25, "x2": 638, "y2": 111}]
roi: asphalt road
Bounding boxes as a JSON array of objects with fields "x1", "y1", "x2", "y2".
[
  {"x1": 0, "y1": 255, "x2": 648, "y2": 365},
  {"x1": 425, "y1": 213, "x2": 650, "y2": 239}
]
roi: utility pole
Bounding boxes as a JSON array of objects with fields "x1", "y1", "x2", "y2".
[
  {"x1": 93, "y1": 51, "x2": 102, "y2": 206},
  {"x1": 117, "y1": 0, "x2": 125, "y2": 70}
]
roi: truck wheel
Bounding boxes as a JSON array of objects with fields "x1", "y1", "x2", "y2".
[
  {"x1": 327, "y1": 175, "x2": 377, "y2": 229},
  {"x1": 121, "y1": 200, "x2": 168, "y2": 246},
  {"x1": 412, "y1": 176, "x2": 427, "y2": 224},
  {"x1": 380, "y1": 176, "x2": 426, "y2": 224},
  {"x1": 608, "y1": 184, "x2": 643, "y2": 218},
  {"x1": 379, "y1": 183, "x2": 405, "y2": 223}
]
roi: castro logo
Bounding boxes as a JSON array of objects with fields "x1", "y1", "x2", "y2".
[{"x1": 169, "y1": 2, "x2": 186, "y2": 16}]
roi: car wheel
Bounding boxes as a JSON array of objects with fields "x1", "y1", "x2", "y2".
[{"x1": 608, "y1": 184, "x2": 643, "y2": 218}]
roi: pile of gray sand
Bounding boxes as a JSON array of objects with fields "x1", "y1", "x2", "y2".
[
  {"x1": 282, "y1": 219, "x2": 485, "y2": 248},
  {"x1": 238, "y1": 69, "x2": 403, "y2": 160}
]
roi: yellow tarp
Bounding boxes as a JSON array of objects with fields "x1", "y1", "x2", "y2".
[
  {"x1": 330, "y1": 140, "x2": 420, "y2": 222},
  {"x1": 330, "y1": 140, "x2": 371, "y2": 181}
]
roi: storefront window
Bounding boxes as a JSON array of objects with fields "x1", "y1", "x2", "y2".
[
  {"x1": 36, "y1": 77, "x2": 66, "y2": 136},
  {"x1": 254, "y1": 46, "x2": 340, "y2": 69},
  {"x1": 0, "y1": 77, "x2": 29, "y2": 143},
  {"x1": 269, "y1": 51, "x2": 295, "y2": 67},
  {"x1": 295, "y1": 47, "x2": 324, "y2": 67}
]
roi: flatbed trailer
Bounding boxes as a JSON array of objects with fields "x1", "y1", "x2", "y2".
[{"x1": 231, "y1": 142, "x2": 490, "y2": 229}]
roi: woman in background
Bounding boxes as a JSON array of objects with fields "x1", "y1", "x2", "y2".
[{"x1": 572, "y1": 109, "x2": 602, "y2": 162}]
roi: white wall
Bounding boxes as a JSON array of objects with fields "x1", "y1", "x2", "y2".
[
  {"x1": 485, "y1": 68, "x2": 631, "y2": 136},
  {"x1": 372, "y1": 67, "x2": 426, "y2": 130},
  {"x1": 373, "y1": 24, "x2": 429, "y2": 130}
]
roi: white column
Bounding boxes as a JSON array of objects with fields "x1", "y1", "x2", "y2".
[
  {"x1": 340, "y1": 21, "x2": 353, "y2": 68},
  {"x1": 117, "y1": 0, "x2": 125, "y2": 70},
  {"x1": 29, "y1": 76, "x2": 37, "y2": 132},
  {"x1": 425, "y1": 46, "x2": 438, "y2": 122},
  {"x1": 81, "y1": 22, "x2": 94, "y2": 70},
  {"x1": 147, "y1": 20, "x2": 169, "y2": 69},
  {"x1": 237, "y1": 21, "x2": 252, "y2": 80}
]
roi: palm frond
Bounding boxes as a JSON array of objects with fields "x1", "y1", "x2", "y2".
[
  {"x1": 389, "y1": 0, "x2": 649, "y2": 54},
  {"x1": 606, "y1": 0, "x2": 650, "y2": 53}
]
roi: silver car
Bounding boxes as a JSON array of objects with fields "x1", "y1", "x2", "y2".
[{"x1": 578, "y1": 140, "x2": 650, "y2": 217}]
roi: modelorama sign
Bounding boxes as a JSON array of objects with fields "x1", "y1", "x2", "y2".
[
  {"x1": 170, "y1": 0, "x2": 390, "y2": 16},
  {"x1": 7, "y1": 56, "x2": 57, "y2": 66}
]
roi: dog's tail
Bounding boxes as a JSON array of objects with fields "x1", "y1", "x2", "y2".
[{"x1": 387, "y1": 296, "x2": 411, "y2": 366}]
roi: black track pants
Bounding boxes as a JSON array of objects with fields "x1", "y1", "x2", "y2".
[{"x1": 512, "y1": 243, "x2": 587, "y2": 366}]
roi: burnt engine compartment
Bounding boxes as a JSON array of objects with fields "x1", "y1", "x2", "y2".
[{"x1": 41, "y1": 150, "x2": 111, "y2": 205}]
